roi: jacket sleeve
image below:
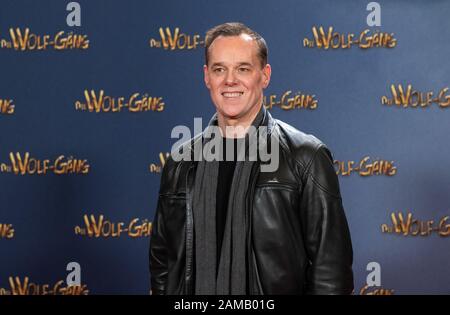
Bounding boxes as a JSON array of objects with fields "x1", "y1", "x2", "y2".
[
  {"x1": 149, "y1": 194, "x2": 168, "y2": 295},
  {"x1": 149, "y1": 158, "x2": 174, "y2": 295},
  {"x1": 299, "y1": 144, "x2": 354, "y2": 294}
]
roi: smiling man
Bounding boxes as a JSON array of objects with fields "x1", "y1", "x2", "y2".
[
  {"x1": 150, "y1": 22, "x2": 354, "y2": 295},
  {"x1": 203, "y1": 30, "x2": 271, "y2": 138}
]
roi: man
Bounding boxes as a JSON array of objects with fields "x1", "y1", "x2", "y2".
[{"x1": 150, "y1": 22, "x2": 353, "y2": 295}]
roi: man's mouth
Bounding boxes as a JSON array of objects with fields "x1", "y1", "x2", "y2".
[{"x1": 221, "y1": 92, "x2": 244, "y2": 98}]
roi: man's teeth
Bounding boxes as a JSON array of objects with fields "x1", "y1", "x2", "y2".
[{"x1": 222, "y1": 92, "x2": 243, "y2": 97}]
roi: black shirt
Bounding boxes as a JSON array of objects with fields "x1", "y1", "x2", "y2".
[{"x1": 216, "y1": 138, "x2": 239, "y2": 271}]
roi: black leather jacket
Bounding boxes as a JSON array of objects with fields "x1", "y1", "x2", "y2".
[{"x1": 149, "y1": 110, "x2": 354, "y2": 295}]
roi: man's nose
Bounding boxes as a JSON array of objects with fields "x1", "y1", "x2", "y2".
[{"x1": 225, "y1": 70, "x2": 238, "y2": 85}]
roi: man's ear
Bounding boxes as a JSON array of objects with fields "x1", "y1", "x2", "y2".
[
  {"x1": 262, "y1": 63, "x2": 272, "y2": 89},
  {"x1": 203, "y1": 64, "x2": 211, "y2": 89}
]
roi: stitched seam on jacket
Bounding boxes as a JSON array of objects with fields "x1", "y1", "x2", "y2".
[
  {"x1": 284, "y1": 141, "x2": 322, "y2": 187},
  {"x1": 276, "y1": 129, "x2": 307, "y2": 187},
  {"x1": 298, "y1": 143, "x2": 342, "y2": 199},
  {"x1": 308, "y1": 173, "x2": 342, "y2": 199},
  {"x1": 302, "y1": 143, "x2": 324, "y2": 181}
]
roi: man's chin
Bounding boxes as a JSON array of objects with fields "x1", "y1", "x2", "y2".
[
  {"x1": 220, "y1": 111, "x2": 244, "y2": 121},
  {"x1": 217, "y1": 106, "x2": 245, "y2": 119}
]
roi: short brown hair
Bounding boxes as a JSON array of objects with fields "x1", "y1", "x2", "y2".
[{"x1": 204, "y1": 22, "x2": 268, "y2": 68}]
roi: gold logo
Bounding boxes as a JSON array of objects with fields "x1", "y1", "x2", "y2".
[
  {"x1": 359, "y1": 285, "x2": 394, "y2": 295},
  {"x1": 0, "y1": 98, "x2": 15, "y2": 115},
  {"x1": 149, "y1": 27, "x2": 204, "y2": 50},
  {"x1": 382, "y1": 212, "x2": 450, "y2": 237},
  {"x1": 0, "y1": 152, "x2": 90, "y2": 175},
  {"x1": 75, "y1": 214, "x2": 152, "y2": 238},
  {"x1": 334, "y1": 157, "x2": 397, "y2": 176},
  {"x1": 149, "y1": 152, "x2": 170, "y2": 173},
  {"x1": 0, "y1": 28, "x2": 89, "y2": 51},
  {"x1": 75, "y1": 90, "x2": 165, "y2": 113},
  {"x1": 263, "y1": 91, "x2": 317, "y2": 110},
  {"x1": 0, "y1": 277, "x2": 88, "y2": 295},
  {"x1": 381, "y1": 84, "x2": 450, "y2": 108},
  {"x1": 0, "y1": 223, "x2": 14, "y2": 239},
  {"x1": 303, "y1": 26, "x2": 396, "y2": 49}
]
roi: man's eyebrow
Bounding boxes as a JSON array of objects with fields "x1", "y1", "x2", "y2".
[
  {"x1": 210, "y1": 62, "x2": 225, "y2": 68},
  {"x1": 210, "y1": 62, "x2": 254, "y2": 68},
  {"x1": 237, "y1": 62, "x2": 253, "y2": 67}
]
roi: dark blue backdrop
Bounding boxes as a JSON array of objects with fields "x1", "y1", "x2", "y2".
[{"x1": 1, "y1": 0, "x2": 450, "y2": 294}]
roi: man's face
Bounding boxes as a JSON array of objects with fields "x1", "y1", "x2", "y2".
[{"x1": 204, "y1": 34, "x2": 271, "y2": 124}]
